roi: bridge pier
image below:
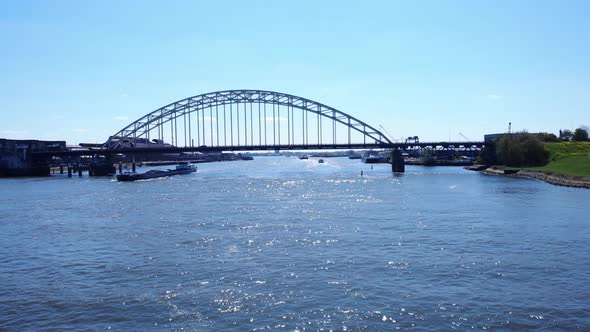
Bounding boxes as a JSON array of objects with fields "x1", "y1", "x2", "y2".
[
  {"x1": 88, "y1": 155, "x2": 116, "y2": 176},
  {"x1": 391, "y1": 149, "x2": 405, "y2": 173}
]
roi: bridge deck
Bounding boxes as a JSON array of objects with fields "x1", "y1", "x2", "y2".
[{"x1": 32, "y1": 142, "x2": 486, "y2": 157}]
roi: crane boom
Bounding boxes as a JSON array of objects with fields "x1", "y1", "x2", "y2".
[
  {"x1": 459, "y1": 132, "x2": 471, "y2": 142},
  {"x1": 379, "y1": 125, "x2": 395, "y2": 142}
]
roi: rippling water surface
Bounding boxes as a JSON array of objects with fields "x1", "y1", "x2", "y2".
[{"x1": 1, "y1": 157, "x2": 589, "y2": 331}]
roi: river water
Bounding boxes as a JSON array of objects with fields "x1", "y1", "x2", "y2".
[{"x1": 1, "y1": 157, "x2": 589, "y2": 331}]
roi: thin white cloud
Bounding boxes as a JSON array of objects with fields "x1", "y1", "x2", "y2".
[
  {"x1": 0, "y1": 129, "x2": 30, "y2": 136},
  {"x1": 487, "y1": 94, "x2": 503, "y2": 100},
  {"x1": 72, "y1": 128, "x2": 88, "y2": 133},
  {"x1": 113, "y1": 116, "x2": 129, "y2": 121}
]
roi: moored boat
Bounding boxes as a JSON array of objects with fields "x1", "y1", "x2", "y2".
[
  {"x1": 361, "y1": 154, "x2": 386, "y2": 164},
  {"x1": 116, "y1": 164, "x2": 196, "y2": 182}
]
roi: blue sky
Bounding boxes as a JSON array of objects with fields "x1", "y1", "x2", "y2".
[{"x1": 1, "y1": 0, "x2": 588, "y2": 144}]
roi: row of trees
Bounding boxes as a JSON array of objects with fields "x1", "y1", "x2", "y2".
[
  {"x1": 478, "y1": 132, "x2": 550, "y2": 167},
  {"x1": 495, "y1": 132, "x2": 550, "y2": 167},
  {"x1": 559, "y1": 128, "x2": 589, "y2": 142},
  {"x1": 478, "y1": 128, "x2": 588, "y2": 167},
  {"x1": 536, "y1": 128, "x2": 589, "y2": 142}
]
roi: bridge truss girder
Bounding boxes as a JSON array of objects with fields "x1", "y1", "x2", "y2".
[{"x1": 105, "y1": 90, "x2": 392, "y2": 149}]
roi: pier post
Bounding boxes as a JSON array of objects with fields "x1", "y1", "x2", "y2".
[
  {"x1": 391, "y1": 149, "x2": 405, "y2": 173},
  {"x1": 78, "y1": 164, "x2": 83, "y2": 177},
  {"x1": 67, "y1": 166, "x2": 72, "y2": 177},
  {"x1": 60, "y1": 165, "x2": 64, "y2": 174},
  {"x1": 118, "y1": 163, "x2": 122, "y2": 174}
]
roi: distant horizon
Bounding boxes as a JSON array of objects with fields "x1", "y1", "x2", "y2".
[
  {"x1": 0, "y1": 98, "x2": 583, "y2": 146},
  {"x1": 0, "y1": 105, "x2": 580, "y2": 146}
]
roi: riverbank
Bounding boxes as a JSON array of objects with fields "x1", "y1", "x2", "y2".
[
  {"x1": 532, "y1": 142, "x2": 590, "y2": 177},
  {"x1": 470, "y1": 165, "x2": 590, "y2": 189}
]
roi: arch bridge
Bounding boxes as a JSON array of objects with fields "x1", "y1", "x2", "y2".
[
  {"x1": 30, "y1": 89, "x2": 486, "y2": 165},
  {"x1": 104, "y1": 89, "x2": 393, "y2": 152}
]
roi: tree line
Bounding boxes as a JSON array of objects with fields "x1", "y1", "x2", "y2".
[
  {"x1": 537, "y1": 127, "x2": 589, "y2": 142},
  {"x1": 478, "y1": 126, "x2": 588, "y2": 167},
  {"x1": 559, "y1": 128, "x2": 589, "y2": 142}
]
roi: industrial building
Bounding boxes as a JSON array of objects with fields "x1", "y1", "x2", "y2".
[{"x1": 0, "y1": 139, "x2": 66, "y2": 176}]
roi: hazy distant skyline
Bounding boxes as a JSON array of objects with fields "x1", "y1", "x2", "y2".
[{"x1": 1, "y1": 0, "x2": 588, "y2": 144}]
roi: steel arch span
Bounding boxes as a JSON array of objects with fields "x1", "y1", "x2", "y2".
[{"x1": 104, "y1": 89, "x2": 392, "y2": 150}]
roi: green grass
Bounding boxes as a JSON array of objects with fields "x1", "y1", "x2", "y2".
[
  {"x1": 525, "y1": 142, "x2": 590, "y2": 177},
  {"x1": 544, "y1": 141, "x2": 590, "y2": 158}
]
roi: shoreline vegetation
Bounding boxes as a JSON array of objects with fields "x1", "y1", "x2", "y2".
[
  {"x1": 467, "y1": 165, "x2": 590, "y2": 189},
  {"x1": 468, "y1": 140, "x2": 590, "y2": 189}
]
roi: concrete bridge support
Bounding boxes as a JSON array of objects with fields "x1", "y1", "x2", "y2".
[
  {"x1": 391, "y1": 149, "x2": 405, "y2": 173},
  {"x1": 88, "y1": 155, "x2": 116, "y2": 176}
]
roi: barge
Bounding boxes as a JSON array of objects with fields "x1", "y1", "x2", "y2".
[{"x1": 116, "y1": 164, "x2": 196, "y2": 182}]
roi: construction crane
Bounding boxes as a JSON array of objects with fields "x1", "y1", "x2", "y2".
[
  {"x1": 379, "y1": 125, "x2": 396, "y2": 142},
  {"x1": 459, "y1": 132, "x2": 472, "y2": 142}
]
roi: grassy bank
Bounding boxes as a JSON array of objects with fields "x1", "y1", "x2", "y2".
[{"x1": 525, "y1": 142, "x2": 590, "y2": 177}]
